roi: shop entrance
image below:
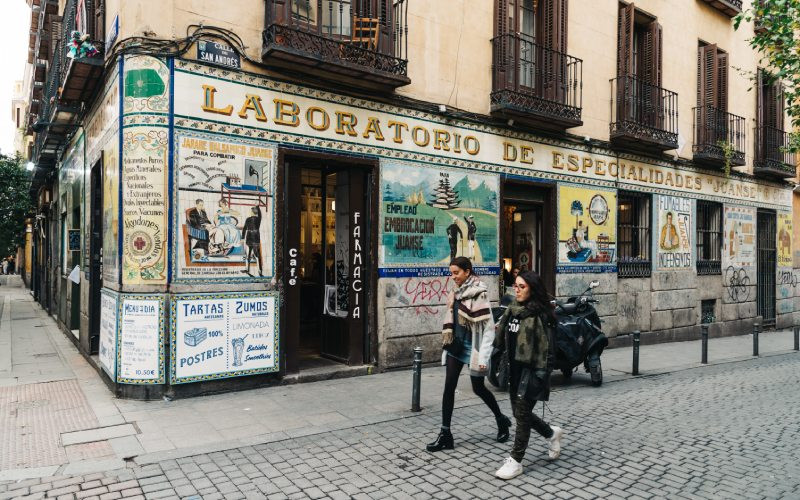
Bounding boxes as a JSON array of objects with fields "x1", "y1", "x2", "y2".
[
  {"x1": 501, "y1": 181, "x2": 556, "y2": 297},
  {"x1": 284, "y1": 158, "x2": 371, "y2": 372},
  {"x1": 757, "y1": 209, "x2": 777, "y2": 326},
  {"x1": 87, "y1": 160, "x2": 103, "y2": 354}
]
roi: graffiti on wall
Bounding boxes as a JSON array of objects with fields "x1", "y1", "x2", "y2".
[
  {"x1": 379, "y1": 162, "x2": 498, "y2": 277},
  {"x1": 174, "y1": 133, "x2": 275, "y2": 282},
  {"x1": 724, "y1": 266, "x2": 751, "y2": 303},
  {"x1": 656, "y1": 196, "x2": 692, "y2": 270},
  {"x1": 557, "y1": 184, "x2": 616, "y2": 273},
  {"x1": 723, "y1": 206, "x2": 756, "y2": 269},
  {"x1": 777, "y1": 212, "x2": 792, "y2": 268}
]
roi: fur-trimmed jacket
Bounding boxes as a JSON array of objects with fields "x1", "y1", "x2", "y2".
[{"x1": 441, "y1": 276, "x2": 495, "y2": 375}]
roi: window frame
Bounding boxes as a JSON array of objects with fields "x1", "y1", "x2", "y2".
[
  {"x1": 696, "y1": 200, "x2": 723, "y2": 275},
  {"x1": 617, "y1": 190, "x2": 652, "y2": 278}
]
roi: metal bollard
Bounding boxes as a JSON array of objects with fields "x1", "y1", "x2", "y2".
[
  {"x1": 411, "y1": 347, "x2": 423, "y2": 412},
  {"x1": 752, "y1": 319, "x2": 760, "y2": 357},
  {"x1": 794, "y1": 325, "x2": 799, "y2": 351},
  {"x1": 632, "y1": 330, "x2": 640, "y2": 376},
  {"x1": 701, "y1": 324, "x2": 709, "y2": 364}
]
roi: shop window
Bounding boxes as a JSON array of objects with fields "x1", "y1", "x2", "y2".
[
  {"x1": 617, "y1": 191, "x2": 651, "y2": 278},
  {"x1": 696, "y1": 200, "x2": 722, "y2": 275}
]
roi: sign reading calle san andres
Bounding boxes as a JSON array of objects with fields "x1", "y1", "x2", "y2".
[
  {"x1": 171, "y1": 292, "x2": 279, "y2": 384},
  {"x1": 172, "y1": 60, "x2": 792, "y2": 210}
]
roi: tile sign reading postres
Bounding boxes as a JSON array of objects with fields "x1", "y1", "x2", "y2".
[{"x1": 171, "y1": 292, "x2": 279, "y2": 383}]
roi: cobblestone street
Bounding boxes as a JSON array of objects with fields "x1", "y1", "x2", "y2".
[{"x1": 2, "y1": 352, "x2": 798, "y2": 499}]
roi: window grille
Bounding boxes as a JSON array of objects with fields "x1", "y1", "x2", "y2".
[
  {"x1": 618, "y1": 191, "x2": 651, "y2": 278},
  {"x1": 696, "y1": 200, "x2": 722, "y2": 275}
]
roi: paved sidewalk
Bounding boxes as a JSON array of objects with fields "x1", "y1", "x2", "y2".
[{"x1": 1, "y1": 275, "x2": 798, "y2": 484}]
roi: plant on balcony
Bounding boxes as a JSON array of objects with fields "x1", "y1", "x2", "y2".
[
  {"x1": 717, "y1": 139, "x2": 735, "y2": 177},
  {"x1": 735, "y1": 0, "x2": 800, "y2": 153}
]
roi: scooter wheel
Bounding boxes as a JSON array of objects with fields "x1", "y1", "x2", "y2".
[
  {"x1": 561, "y1": 368, "x2": 573, "y2": 381},
  {"x1": 590, "y1": 362, "x2": 603, "y2": 387}
]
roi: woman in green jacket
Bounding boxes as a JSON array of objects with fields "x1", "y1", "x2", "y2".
[{"x1": 494, "y1": 270, "x2": 565, "y2": 480}]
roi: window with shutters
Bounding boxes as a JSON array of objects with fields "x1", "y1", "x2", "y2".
[
  {"x1": 692, "y1": 42, "x2": 746, "y2": 168},
  {"x1": 610, "y1": 3, "x2": 677, "y2": 151},
  {"x1": 754, "y1": 69, "x2": 794, "y2": 177},
  {"x1": 490, "y1": 0, "x2": 583, "y2": 131},
  {"x1": 617, "y1": 191, "x2": 651, "y2": 278},
  {"x1": 696, "y1": 200, "x2": 722, "y2": 275}
]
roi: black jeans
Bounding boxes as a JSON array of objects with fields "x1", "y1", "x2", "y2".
[
  {"x1": 441, "y1": 355, "x2": 503, "y2": 428},
  {"x1": 510, "y1": 391, "x2": 553, "y2": 462}
]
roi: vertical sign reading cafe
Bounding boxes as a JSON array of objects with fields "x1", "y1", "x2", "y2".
[{"x1": 121, "y1": 56, "x2": 169, "y2": 284}]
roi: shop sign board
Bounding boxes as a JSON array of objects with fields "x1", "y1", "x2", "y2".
[
  {"x1": 99, "y1": 290, "x2": 118, "y2": 379},
  {"x1": 723, "y1": 206, "x2": 756, "y2": 269},
  {"x1": 557, "y1": 184, "x2": 617, "y2": 273},
  {"x1": 778, "y1": 212, "x2": 792, "y2": 268},
  {"x1": 379, "y1": 161, "x2": 499, "y2": 277},
  {"x1": 172, "y1": 60, "x2": 792, "y2": 211},
  {"x1": 656, "y1": 196, "x2": 692, "y2": 270},
  {"x1": 173, "y1": 133, "x2": 276, "y2": 283},
  {"x1": 170, "y1": 292, "x2": 280, "y2": 384},
  {"x1": 117, "y1": 295, "x2": 165, "y2": 384}
]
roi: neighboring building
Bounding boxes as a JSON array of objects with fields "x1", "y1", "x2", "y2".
[{"x1": 23, "y1": 0, "x2": 796, "y2": 399}]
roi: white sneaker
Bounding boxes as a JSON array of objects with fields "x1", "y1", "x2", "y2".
[
  {"x1": 548, "y1": 426, "x2": 564, "y2": 460},
  {"x1": 495, "y1": 456, "x2": 523, "y2": 480}
]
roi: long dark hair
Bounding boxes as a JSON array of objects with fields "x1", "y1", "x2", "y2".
[
  {"x1": 517, "y1": 270, "x2": 555, "y2": 323},
  {"x1": 450, "y1": 256, "x2": 477, "y2": 276}
]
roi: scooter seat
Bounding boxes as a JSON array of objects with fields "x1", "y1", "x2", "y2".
[{"x1": 557, "y1": 302, "x2": 578, "y2": 315}]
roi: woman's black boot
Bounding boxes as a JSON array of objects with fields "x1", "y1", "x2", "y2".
[
  {"x1": 426, "y1": 429, "x2": 454, "y2": 452},
  {"x1": 496, "y1": 415, "x2": 512, "y2": 443}
]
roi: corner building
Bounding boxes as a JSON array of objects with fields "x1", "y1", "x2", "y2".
[{"x1": 23, "y1": 0, "x2": 797, "y2": 398}]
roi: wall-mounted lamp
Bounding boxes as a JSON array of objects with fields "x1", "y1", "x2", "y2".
[
  {"x1": 26, "y1": 162, "x2": 35, "y2": 171},
  {"x1": 513, "y1": 212, "x2": 522, "y2": 222}
]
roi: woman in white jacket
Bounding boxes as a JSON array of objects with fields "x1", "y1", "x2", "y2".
[{"x1": 426, "y1": 256, "x2": 511, "y2": 452}]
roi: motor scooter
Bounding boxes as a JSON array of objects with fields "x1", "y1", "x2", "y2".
[{"x1": 488, "y1": 280, "x2": 608, "y2": 388}]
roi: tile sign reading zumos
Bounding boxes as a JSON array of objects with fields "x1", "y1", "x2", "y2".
[
  {"x1": 557, "y1": 184, "x2": 617, "y2": 273},
  {"x1": 379, "y1": 162, "x2": 499, "y2": 277},
  {"x1": 171, "y1": 292, "x2": 279, "y2": 384},
  {"x1": 174, "y1": 133, "x2": 275, "y2": 283},
  {"x1": 656, "y1": 196, "x2": 692, "y2": 270}
]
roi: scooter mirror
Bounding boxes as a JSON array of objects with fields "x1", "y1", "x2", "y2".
[{"x1": 589, "y1": 280, "x2": 600, "y2": 289}]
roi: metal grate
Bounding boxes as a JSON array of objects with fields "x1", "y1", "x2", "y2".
[
  {"x1": 757, "y1": 210, "x2": 776, "y2": 326},
  {"x1": 701, "y1": 299, "x2": 716, "y2": 324},
  {"x1": 618, "y1": 191, "x2": 651, "y2": 278},
  {"x1": 696, "y1": 200, "x2": 722, "y2": 275}
]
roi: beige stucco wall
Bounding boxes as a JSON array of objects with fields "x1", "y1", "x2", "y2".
[{"x1": 103, "y1": 0, "x2": 769, "y2": 173}]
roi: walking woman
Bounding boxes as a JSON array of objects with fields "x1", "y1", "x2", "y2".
[
  {"x1": 494, "y1": 270, "x2": 564, "y2": 480},
  {"x1": 427, "y1": 257, "x2": 511, "y2": 452}
]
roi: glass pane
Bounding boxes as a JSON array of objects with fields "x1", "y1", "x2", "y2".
[
  {"x1": 292, "y1": 0, "x2": 318, "y2": 25},
  {"x1": 322, "y1": 0, "x2": 352, "y2": 36}
]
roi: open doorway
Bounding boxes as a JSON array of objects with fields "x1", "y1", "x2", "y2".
[
  {"x1": 501, "y1": 180, "x2": 555, "y2": 298},
  {"x1": 285, "y1": 158, "x2": 370, "y2": 372},
  {"x1": 87, "y1": 159, "x2": 103, "y2": 354}
]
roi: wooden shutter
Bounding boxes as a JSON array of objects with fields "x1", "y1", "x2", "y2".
[
  {"x1": 542, "y1": 0, "x2": 568, "y2": 52},
  {"x1": 773, "y1": 80, "x2": 784, "y2": 129},
  {"x1": 617, "y1": 3, "x2": 634, "y2": 77},
  {"x1": 697, "y1": 44, "x2": 718, "y2": 109},
  {"x1": 716, "y1": 51, "x2": 728, "y2": 113},
  {"x1": 642, "y1": 20, "x2": 661, "y2": 87},
  {"x1": 495, "y1": 0, "x2": 510, "y2": 37}
]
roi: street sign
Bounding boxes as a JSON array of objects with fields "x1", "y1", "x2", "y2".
[{"x1": 197, "y1": 40, "x2": 241, "y2": 70}]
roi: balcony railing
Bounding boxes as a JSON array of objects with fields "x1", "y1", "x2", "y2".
[
  {"x1": 610, "y1": 75, "x2": 678, "y2": 151},
  {"x1": 698, "y1": 0, "x2": 742, "y2": 17},
  {"x1": 692, "y1": 105, "x2": 746, "y2": 168},
  {"x1": 262, "y1": 0, "x2": 409, "y2": 91},
  {"x1": 754, "y1": 126, "x2": 796, "y2": 178},
  {"x1": 491, "y1": 33, "x2": 582, "y2": 131}
]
